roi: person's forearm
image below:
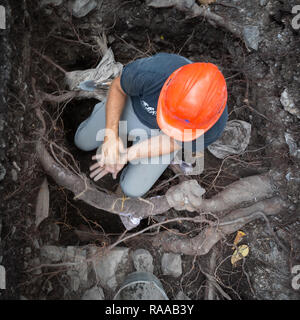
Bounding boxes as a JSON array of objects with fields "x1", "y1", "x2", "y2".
[
  {"x1": 127, "y1": 134, "x2": 182, "y2": 162},
  {"x1": 105, "y1": 76, "x2": 127, "y2": 137}
]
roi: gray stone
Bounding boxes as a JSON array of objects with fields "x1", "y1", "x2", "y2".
[
  {"x1": 11, "y1": 169, "x2": 17, "y2": 182},
  {"x1": 284, "y1": 132, "x2": 300, "y2": 159},
  {"x1": 0, "y1": 118, "x2": 5, "y2": 131},
  {"x1": 132, "y1": 249, "x2": 154, "y2": 273},
  {"x1": 81, "y1": 286, "x2": 105, "y2": 300},
  {"x1": 243, "y1": 25, "x2": 260, "y2": 51},
  {"x1": 259, "y1": 0, "x2": 268, "y2": 6},
  {"x1": 41, "y1": 0, "x2": 63, "y2": 6},
  {"x1": 67, "y1": 270, "x2": 81, "y2": 292},
  {"x1": 175, "y1": 291, "x2": 191, "y2": 300},
  {"x1": 40, "y1": 245, "x2": 65, "y2": 262},
  {"x1": 0, "y1": 163, "x2": 6, "y2": 181},
  {"x1": 246, "y1": 222, "x2": 300, "y2": 300},
  {"x1": 49, "y1": 223, "x2": 60, "y2": 241},
  {"x1": 29, "y1": 258, "x2": 42, "y2": 275},
  {"x1": 24, "y1": 247, "x2": 31, "y2": 255},
  {"x1": 280, "y1": 89, "x2": 300, "y2": 119},
  {"x1": 147, "y1": 0, "x2": 195, "y2": 10},
  {"x1": 92, "y1": 247, "x2": 130, "y2": 290},
  {"x1": 71, "y1": 0, "x2": 97, "y2": 18},
  {"x1": 33, "y1": 239, "x2": 40, "y2": 249},
  {"x1": 161, "y1": 253, "x2": 182, "y2": 277},
  {"x1": 0, "y1": 265, "x2": 5, "y2": 289}
]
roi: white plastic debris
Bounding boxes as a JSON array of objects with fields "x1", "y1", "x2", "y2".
[
  {"x1": 119, "y1": 213, "x2": 141, "y2": 231},
  {"x1": 208, "y1": 120, "x2": 251, "y2": 159},
  {"x1": 65, "y1": 48, "x2": 123, "y2": 91}
]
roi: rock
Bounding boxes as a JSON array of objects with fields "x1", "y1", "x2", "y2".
[
  {"x1": 208, "y1": 120, "x2": 251, "y2": 159},
  {"x1": 166, "y1": 179, "x2": 205, "y2": 212},
  {"x1": 0, "y1": 118, "x2": 5, "y2": 131},
  {"x1": 70, "y1": 0, "x2": 97, "y2": 18},
  {"x1": 11, "y1": 169, "x2": 17, "y2": 181},
  {"x1": 92, "y1": 247, "x2": 130, "y2": 290},
  {"x1": 81, "y1": 286, "x2": 105, "y2": 300},
  {"x1": 63, "y1": 246, "x2": 88, "y2": 288},
  {"x1": 259, "y1": 0, "x2": 268, "y2": 6},
  {"x1": 243, "y1": 25, "x2": 260, "y2": 51},
  {"x1": 29, "y1": 258, "x2": 42, "y2": 275},
  {"x1": 41, "y1": 0, "x2": 63, "y2": 7},
  {"x1": 161, "y1": 253, "x2": 182, "y2": 277},
  {"x1": 72, "y1": 247, "x2": 88, "y2": 284},
  {"x1": 67, "y1": 270, "x2": 81, "y2": 292},
  {"x1": 0, "y1": 265, "x2": 5, "y2": 289},
  {"x1": 48, "y1": 223, "x2": 60, "y2": 242},
  {"x1": 24, "y1": 247, "x2": 31, "y2": 255},
  {"x1": 246, "y1": 223, "x2": 300, "y2": 300},
  {"x1": 40, "y1": 245, "x2": 65, "y2": 262},
  {"x1": 0, "y1": 163, "x2": 6, "y2": 181},
  {"x1": 33, "y1": 239, "x2": 40, "y2": 249},
  {"x1": 131, "y1": 249, "x2": 154, "y2": 273},
  {"x1": 147, "y1": 0, "x2": 195, "y2": 10},
  {"x1": 280, "y1": 89, "x2": 300, "y2": 119},
  {"x1": 284, "y1": 132, "x2": 300, "y2": 159},
  {"x1": 175, "y1": 291, "x2": 191, "y2": 300}
]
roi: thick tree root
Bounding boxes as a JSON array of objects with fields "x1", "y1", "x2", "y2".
[{"x1": 151, "y1": 197, "x2": 286, "y2": 255}]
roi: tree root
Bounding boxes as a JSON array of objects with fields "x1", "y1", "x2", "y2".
[
  {"x1": 147, "y1": 0, "x2": 244, "y2": 40},
  {"x1": 150, "y1": 197, "x2": 287, "y2": 255}
]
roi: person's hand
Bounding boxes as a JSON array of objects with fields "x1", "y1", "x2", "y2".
[{"x1": 89, "y1": 135, "x2": 128, "y2": 181}]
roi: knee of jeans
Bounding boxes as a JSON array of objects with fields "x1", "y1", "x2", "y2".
[
  {"x1": 74, "y1": 130, "x2": 95, "y2": 152},
  {"x1": 119, "y1": 177, "x2": 149, "y2": 198}
]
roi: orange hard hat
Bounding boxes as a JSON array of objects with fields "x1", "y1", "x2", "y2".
[{"x1": 157, "y1": 62, "x2": 227, "y2": 142}]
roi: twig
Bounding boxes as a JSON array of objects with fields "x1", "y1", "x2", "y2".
[
  {"x1": 32, "y1": 48, "x2": 67, "y2": 74},
  {"x1": 205, "y1": 248, "x2": 217, "y2": 300}
]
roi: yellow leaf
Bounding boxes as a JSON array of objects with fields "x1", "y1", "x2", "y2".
[
  {"x1": 232, "y1": 231, "x2": 246, "y2": 249},
  {"x1": 160, "y1": 35, "x2": 164, "y2": 40},
  {"x1": 231, "y1": 245, "x2": 249, "y2": 266}
]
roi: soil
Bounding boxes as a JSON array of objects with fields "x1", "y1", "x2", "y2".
[{"x1": 0, "y1": 0, "x2": 299, "y2": 300}]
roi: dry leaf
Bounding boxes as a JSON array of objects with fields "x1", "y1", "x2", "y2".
[
  {"x1": 231, "y1": 245, "x2": 249, "y2": 266},
  {"x1": 232, "y1": 230, "x2": 246, "y2": 249},
  {"x1": 197, "y1": 0, "x2": 216, "y2": 5},
  {"x1": 35, "y1": 177, "x2": 49, "y2": 227}
]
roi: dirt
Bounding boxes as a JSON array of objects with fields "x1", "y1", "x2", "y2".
[{"x1": 0, "y1": 0, "x2": 299, "y2": 300}]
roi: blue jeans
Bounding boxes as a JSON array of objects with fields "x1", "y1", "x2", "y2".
[{"x1": 74, "y1": 98, "x2": 228, "y2": 197}]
